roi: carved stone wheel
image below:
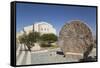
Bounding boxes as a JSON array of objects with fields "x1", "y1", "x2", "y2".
[{"x1": 58, "y1": 20, "x2": 93, "y2": 60}]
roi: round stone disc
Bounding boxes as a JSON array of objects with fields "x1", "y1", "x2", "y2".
[{"x1": 58, "y1": 20, "x2": 93, "y2": 60}]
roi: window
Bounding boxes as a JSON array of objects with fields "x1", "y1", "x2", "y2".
[
  {"x1": 44, "y1": 28, "x2": 46, "y2": 31},
  {"x1": 41, "y1": 28, "x2": 43, "y2": 31},
  {"x1": 47, "y1": 28, "x2": 49, "y2": 31}
]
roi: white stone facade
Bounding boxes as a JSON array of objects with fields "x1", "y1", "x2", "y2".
[
  {"x1": 23, "y1": 21, "x2": 56, "y2": 35},
  {"x1": 17, "y1": 21, "x2": 56, "y2": 39},
  {"x1": 33, "y1": 22, "x2": 56, "y2": 35},
  {"x1": 23, "y1": 25, "x2": 33, "y2": 35},
  {"x1": 16, "y1": 30, "x2": 24, "y2": 38}
]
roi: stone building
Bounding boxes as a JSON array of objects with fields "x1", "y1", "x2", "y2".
[
  {"x1": 17, "y1": 21, "x2": 56, "y2": 38},
  {"x1": 23, "y1": 21, "x2": 56, "y2": 35},
  {"x1": 33, "y1": 21, "x2": 56, "y2": 35}
]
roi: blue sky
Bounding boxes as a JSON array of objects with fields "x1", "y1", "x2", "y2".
[{"x1": 16, "y1": 3, "x2": 97, "y2": 36}]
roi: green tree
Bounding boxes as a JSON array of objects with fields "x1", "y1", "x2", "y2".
[
  {"x1": 40, "y1": 33, "x2": 58, "y2": 47},
  {"x1": 18, "y1": 32, "x2": 40, "y2": 51},
  {"x1": 18, "y1": 34, "x2": 28, "y2": 51},
  {"x1": 26, "y1": 32, "x2": 40, "y2": 51},
  {"x1": 27, "y1": 32, "x2": 40, "y2": 45}
]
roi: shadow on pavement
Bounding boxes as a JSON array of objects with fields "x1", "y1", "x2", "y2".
[{"x1": 79, "y1": 56, "x2": 97, "y2": 62}]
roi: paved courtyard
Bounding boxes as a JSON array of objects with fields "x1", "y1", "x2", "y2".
[{"x1": 16, "y1": 44, "x2": 97, "y2": 65}]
